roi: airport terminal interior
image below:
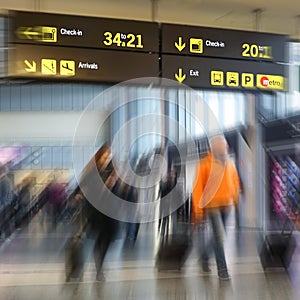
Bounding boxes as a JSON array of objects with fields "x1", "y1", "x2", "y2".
[{"x1": 1, "y1": 1, "x2": 300, "y2": 299}]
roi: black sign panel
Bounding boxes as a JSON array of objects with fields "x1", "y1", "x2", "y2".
[
  {"x1": 7, "y1": 10, "x2": 289, "y2": 89},
  {"x1": 162, "y1": 55, "x2": 286, "y2": 91},
  {"x1": 8, "y1": 44, "x2": 159, "y2": 82},
  {"x1": 9, "y1": 10, "x2": 159, "y2": 53},
  {"x1": 161, "y1": 23, "x2": 288, "y2": 63}
]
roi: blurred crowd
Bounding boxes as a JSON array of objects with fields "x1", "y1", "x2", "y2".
[
  {"x1": 0, "y1": 161, "x2": 69, "y2": 241},
  {"x1": 0, "y1": 135, "x2": 243, "y2": 283}
]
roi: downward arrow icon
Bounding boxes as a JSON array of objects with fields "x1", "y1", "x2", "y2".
[
  {"x1": 175, "y1": 68, "x2": 186, "y2": 83},
  {"x1": 175, "y1": 37, "x2": 186, "y2": 52}
]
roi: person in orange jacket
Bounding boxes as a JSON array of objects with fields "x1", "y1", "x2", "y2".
[{"x1": 192, "y1": 135, "x2": 240, "y2": 280}]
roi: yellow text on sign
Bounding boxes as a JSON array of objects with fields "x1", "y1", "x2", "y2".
[
  {"x1": 211, "y1": 71, "x2": 224, "y2": 86},
  {"x1": 242, "y1": 73, "x2": 254, "y2": 88},
  {"x1": 190, "y1": 38, "x2": 203, "y2": 54},
  {"x1": 60, "y1": 60, "x2": 75, "y2": 76},
  {"x1": 41, "y1": 59, "x2": 57, "y2": 75},
  {"x1": 226, "y1": 72, "x2": 239, "y2": 87},
  {"x1": 256, "y1": 74, "x2": 285, "y2": 91}
]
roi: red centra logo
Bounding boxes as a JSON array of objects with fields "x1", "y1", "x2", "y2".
[{"x1": 260, "y1": 76, "x2": 269, "y2": 87}]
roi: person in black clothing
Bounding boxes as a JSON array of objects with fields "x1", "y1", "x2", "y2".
[
  {"x1": 0, "y1": 163, "x2": 13, "y2": 239},
  {"x1": 16, "y1": 177, "x2": 32, "y2": 228},
  {"x1": 72, "y1": 144, "x2": 120, "y2": 281},
  {"x1": 0, "y1": 163, "x2": 12, "y2": 208},
  {"x1": 120, "y1": 180, "x2": 139, "y2": 247},
  {"x1": 158, "y1": 169, "x2": 177, "y2": 239}
]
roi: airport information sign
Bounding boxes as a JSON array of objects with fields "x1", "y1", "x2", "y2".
[
  {"x1": 9, "y1": 10, "x2": 159, "y2": 53},
  {"x1": 161, "y1": 23, "x2": 288, "y2": 63},
  {"x1": 161, "y1": 23, "x2": 288, "y2": 90},
  {"x1": 7, "y1": 10, "x2": 288, "y2": 91},
  {"x1": 8, "y1": 44, "x2": 159, "y2": 82},
  {"x1": 162, "y1": 55, "x2": 286, "y2": 91},
  {"x1": 8, "y1": 10, "x2": 159, "y2": 82}
]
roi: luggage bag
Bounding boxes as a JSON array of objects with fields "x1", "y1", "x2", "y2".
[
  {"x1": 65, "y1": 234, "x2": 84, "y2": 281},
  {"x1": 259, "y1": 219, "x2": 297, "y2": 270},
  {"x1": 156, "y1": 233, "x2": 191, "y2": 271},
  {"x1": 64, "y1": 203, "x2": 85, "y2": 281},
  {"x1": 156, "y1": 195, "x2": 192, "y2": 272}
]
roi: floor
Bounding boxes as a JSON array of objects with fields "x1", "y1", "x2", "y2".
[{"x1": 0, "y1": 209, "x2": 300, "y2": 300}]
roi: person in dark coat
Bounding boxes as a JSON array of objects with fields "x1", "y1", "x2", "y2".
[
  {"x1": 158, "y1": 169, "x2": 177, "y2": 239},
  {"x1": 0, "y1": 163, "x2": 13, "y2": 239},
  {"x1": 120, "y1": 180, "x2": 139, "y2": 247},
  {"x1": 45, "y1": 176, "x2": 67, "y2": 227},
  {"x1": 73, "y1": 144, "x2": 120, "y2": 281},
  {"x1": 16, "y1": 177, "x2": 32, "y2": 227}
]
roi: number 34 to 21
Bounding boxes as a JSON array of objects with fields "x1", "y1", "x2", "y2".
[{"x1": 103, "y1": 32, "x2": 144, "y2": 48}]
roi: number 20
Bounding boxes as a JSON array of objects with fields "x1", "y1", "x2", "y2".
[{"x1": 242, "y1": 43, "x2": 259, "y2": 57}]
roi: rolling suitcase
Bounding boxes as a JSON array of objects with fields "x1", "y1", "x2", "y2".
[
  {"x1": 64, "y1": 204, "x2": 85, "y2": 281},
  {"x1": 259, "y1": 219, "x2": 297, "y2": 270},
  {"x1": 65, "y1": 234, "x2": 84, "y2": 281},
  {"x1": 155, "y1": 233, "x2": 192, "y2": 271},
  {"x1": 156, "y1": 195, "x2": 192, "y2": 272}
]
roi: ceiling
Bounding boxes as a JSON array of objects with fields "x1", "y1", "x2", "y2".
[{"x1": 1, "y1": 0, "x2": 300, "y2": 40}]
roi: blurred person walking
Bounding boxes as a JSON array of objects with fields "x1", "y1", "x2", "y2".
[
  {"x1": 158, "y1": 168, "x2": 177, "y2": 240},
  {"x1": 66, "y1": 144, "x2": 120, "y2": 282},
  {"x1": 15, "y1": 176, "x2": 32, "y2": 228},
  {"x1": 45, "y1": 176, "x2": 67, "y2": 228},
  {"x1": 121, "y1": 180, "x2": 139, "y2": 247},
  {"x1": 0, "y1": 163, "x2": 12, "y2": 208},
  {"x1": 192, "y1": 135, "x2": 240, "y2": 280},
  {"x1": 0, "y1": 163, "x2": 13, "y2": 239}
]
